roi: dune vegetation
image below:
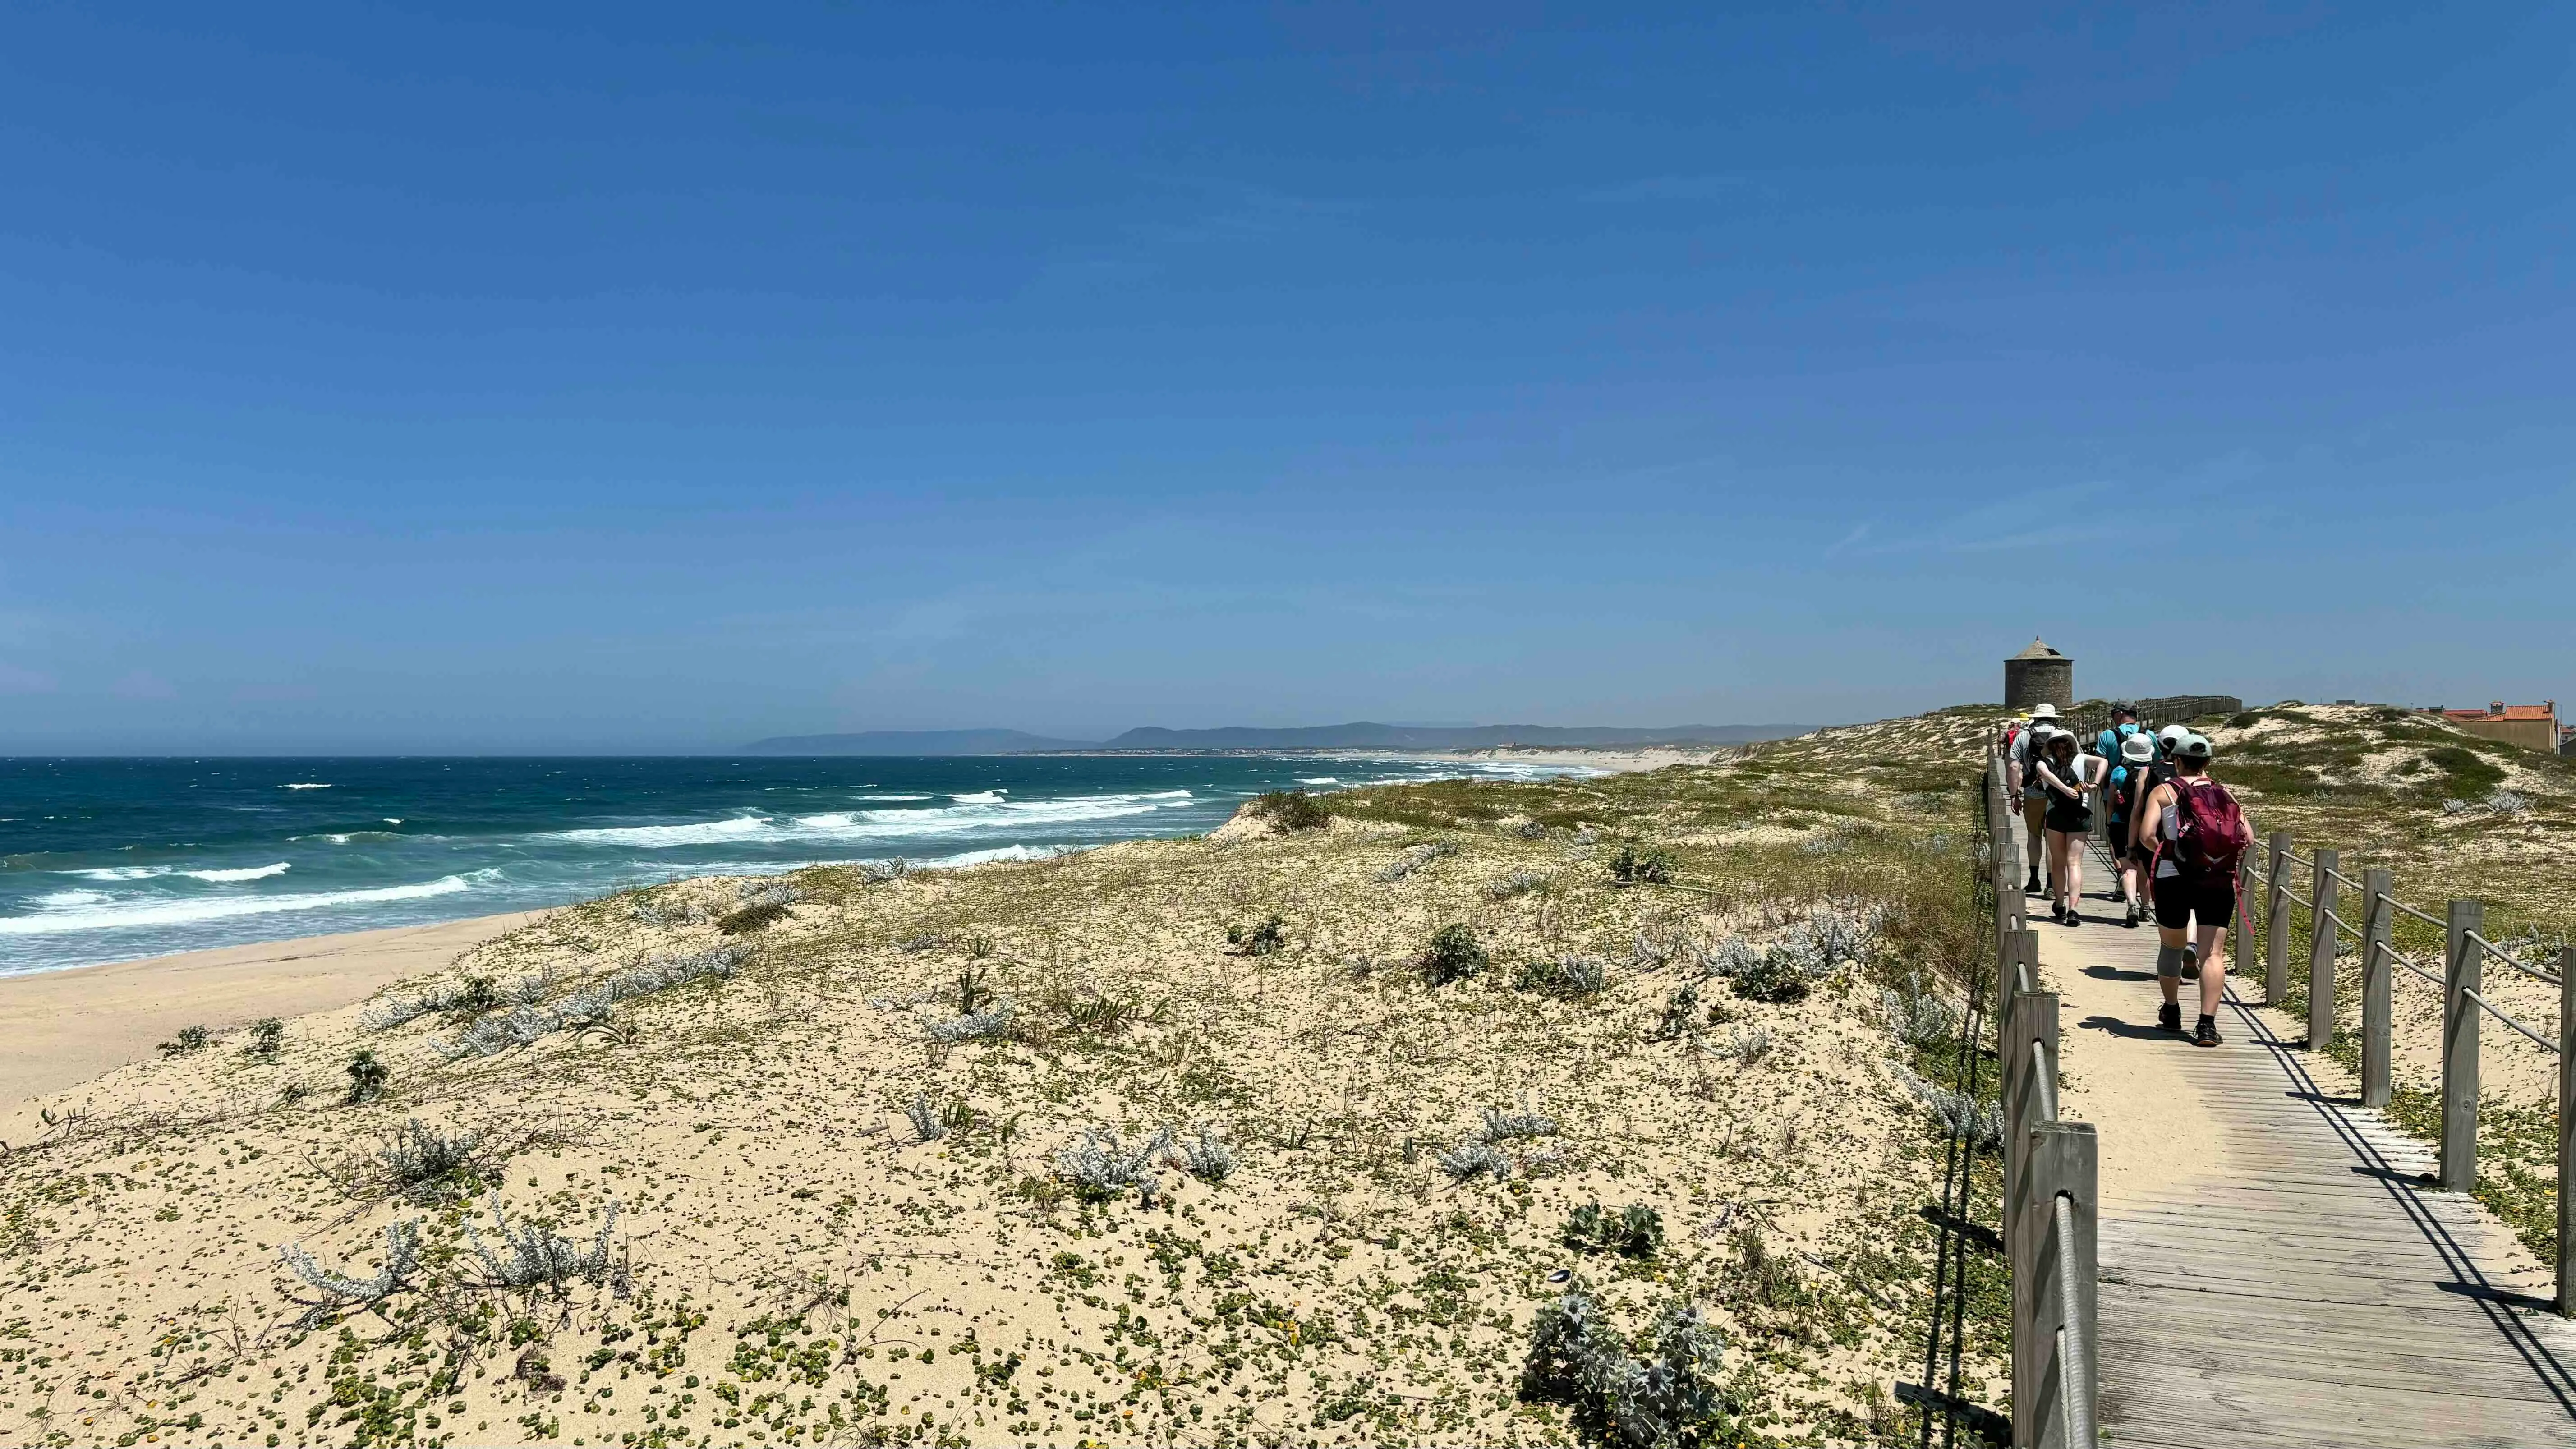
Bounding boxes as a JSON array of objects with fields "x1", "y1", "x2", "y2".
[{"x1": 1, "y1": 713, "x2": 2033, "y2": 1449}]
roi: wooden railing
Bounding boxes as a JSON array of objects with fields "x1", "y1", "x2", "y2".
[
  {"x1": 1983, "y1": 754, "x2": 2099, "y2": 1449},
  {"x1": 2237, "y1": 832, "x2": 2576, "y2": 1309}
]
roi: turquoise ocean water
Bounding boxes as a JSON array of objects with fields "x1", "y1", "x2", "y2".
[{"x1": 0, "y1": 754, "x2": 1596, "y2": 976}]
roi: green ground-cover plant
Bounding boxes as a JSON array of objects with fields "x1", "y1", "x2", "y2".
[
  {"x1": 1251, "y1": 789, "x2": 1332, "y2": 833},
  {"x1": 1225, "y1": 913, "x2": 1288, "y2": 955},
  {"x1": 1418, "y1": 923, "x2": 1488, "y2": 984}
]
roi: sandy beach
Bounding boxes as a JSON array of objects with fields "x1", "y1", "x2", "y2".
[{"x1": 0, "y1": 908, "x2": 543, "y2": 1113}]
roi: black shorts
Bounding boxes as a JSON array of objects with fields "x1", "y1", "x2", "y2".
[
  {"x1": 2045, "y1": 802, "x2": 2092, "y2": 834},
  {"x1": 2153, "y1": 871, "x2": 2236, "y2": 929}
]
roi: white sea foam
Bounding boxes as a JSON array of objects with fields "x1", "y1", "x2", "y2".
[
  {"x1": 281, "y1": 782, "x2": 332, "y2": 789},
  {"x1": 1466, "y1": 761, "x2": 1613, "y2": 781},
  {"x1": 0, "y1": 871, "x2": 492, "y2": 937},
  {"x1": 383, "y1": 818, "x2": 403, "y2": 826},
  {"x1": 551, "y1": 791, "x2": 1196, "y2": 849},
  {"x1": 922, "y1": 844, "x2": 1063, "y2": 868},
  {"x1": 189, "y1": 862, "x2": 293, "y2": 883},
  {"x1": 554, "y1": 814, "x2": 776, "y2": 848},
  {"x1": 1297, "y1": 777, "x2": 1341, "y2": 785},
  {"x1": 35, "y1": 889, "x2": 111, "y2": 908},
  {"x1": 60, "y1": 861, "x2": 293, "y2": 883},
  {"x1": 857, "y1": 794, "x2": 932, "y2": 801}
]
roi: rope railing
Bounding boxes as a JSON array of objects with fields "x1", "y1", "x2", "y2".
[
  {"x1": 2461, "y1": 989, "x2": 2562, "y2": 1055},
  {"x1": 2239, "y1": 825, "x2": 2576, "y2": 1318},
  {"x1": 2373, "y1": 939, "x2": 2445, "y2": 989},
  {"x1": 2052, "y1": 1193, "x2": 2098, "y2": 1449},
  {"x1": 2468, "y1": 931, "x2": 2565, "y2": 986},
  {"x1": 2392, "y1": 898, "x2": 2449, "y2": 930},
  {"x1": 1970, "y1": 750, "x2": 2099, "y2": 1446}
]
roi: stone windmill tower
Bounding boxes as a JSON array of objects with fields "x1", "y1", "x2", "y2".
[{"x1": 2005, "y1": 637, "x2": 2073, "y2": 712}]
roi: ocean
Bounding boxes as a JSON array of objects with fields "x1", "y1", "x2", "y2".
[{"x1": 0, "y1": 754, "x2": 1597, "y2": 976}]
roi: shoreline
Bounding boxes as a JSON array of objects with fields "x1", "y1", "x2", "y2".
[
  {"x1": 2, "y1": 908, "x2": 543, "y2": 1113},
  {"x1": 1, "y1": 748, "x2": 1733, "y2": 1112}
]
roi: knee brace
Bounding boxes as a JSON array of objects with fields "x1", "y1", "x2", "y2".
[{"x1": 2156, "y1": 945, "x2": 2185, "y2": 979}]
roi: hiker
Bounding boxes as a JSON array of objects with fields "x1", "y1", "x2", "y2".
[
  {"x1": 2155, "y1": 722, "x2": 2190, "y2": 762},
  {"x1": 2095, "y1": 702, "x2": 2140, "y2": 767},
  {"x1": 2007, "y1": 704, "x2": 2061, "y2": 895},
  {"x1": 2033, "y1": 730, "x2": 2106, "y2": 925},
  {"x1": 2139, "y1": 734, "x2": 2255, "y2": 1046},
  {"x1": 2106, "y1": 733, "x2": 2157, "y2": 927},
  {"x1": 2141, "y1": 723, "x2": 2189, "y2": 959}
]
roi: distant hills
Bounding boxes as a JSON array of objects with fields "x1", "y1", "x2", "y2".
[
  {"x1": 736, "y1": 729, "x2": 1098, "y2": 756},
  {"x1": 738, "y1": 722, "x2": 1809, "y2": 755}
]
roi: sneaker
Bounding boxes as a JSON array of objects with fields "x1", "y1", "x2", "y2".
[
  {"x1": 2123, "y1": 905, "x2": 2140, "y2": 929},
  {"x1": 2180, "y1": 944, "x2": 2200, "y2": 980},
  {"x1": 2111, "y1": 885, "x2": 2129, "y2": 904},
  {"x1": 2025, "y1": 874, "x2": 2043, "y2": 895},
  {"x1": 2050, "y1": 902, "x2": 2066, "y2": 924},
  {"x1": 2157, "y1": 1003, "x2": 2182, "y2": 1033},
  {"x1": 2191, "y1": 1016, "x2": 2222, "y2": 1048},
  {"x1": 2065, "y1": 911, "x2": 2083, "y2": 929}
]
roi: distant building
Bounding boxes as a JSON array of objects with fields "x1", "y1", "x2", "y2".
[
  {"x1": 2562, "y1": 724, "x2": 2575, "y2": 758},
  {"x1": 2005, "y1": 637, "x2": 2073, "y2": 713},
  {"x1": 2438, "y1": 700, "x2": 2560, "y2": 753}
]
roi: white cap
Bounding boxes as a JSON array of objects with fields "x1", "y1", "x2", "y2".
[
  {"x1": 2030, "y1": 703, "x2": 2061, "y2": 720},
  {"x1": 2157, "y1": 723, "x2": 2190, "y2": 748},
  {"x1": 2121, "y1": 734, "x2": 2156, "y2": 763}
]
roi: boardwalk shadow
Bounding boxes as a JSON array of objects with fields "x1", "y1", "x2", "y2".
[
  {"x1": 2078, "y1": 1013, "x2": 2170, "y2": 1041},
  {"x1": 2082, "y1": 964, "x2": 2156, "y2": 982},
  {"x1": 2438, "y1": 1280, "x2": 2558, "y2": 1312}
]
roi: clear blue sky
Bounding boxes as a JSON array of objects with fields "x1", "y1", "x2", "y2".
[{"x1": 3, "y1": 3, "x2": 2569, "y2": 753}]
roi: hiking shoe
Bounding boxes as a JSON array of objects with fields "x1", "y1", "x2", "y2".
[
  {"x1": 2050, "y1": 902, "x2": 2066, "y2": 924},
  {"x1": 2191, "y1": 1016, "x2": 2222, "y2": 1048},
  {"x1": 2065, "y1": 910, "x2": 2084, "y2": 929},
  {"x1": 2111, "y1": 885, "x2": 2129, "y2": 904},
  {"x1": 2180, "y1": 945, "x2": 2200, "y2": 981},
  {"x1": 2157, "y1": 1003, "x2": 2182, "y2": 1033},
  {"x1": 2123, "y1": 904, "x2": 2140, "y2": 929},
  {"x1": 2025, "y1": 874, "x2": 2043, "y2": 895}
]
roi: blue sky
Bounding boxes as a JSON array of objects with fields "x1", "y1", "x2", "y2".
[{"x1": 2, "y1": 2, "x2": 2569, "y2": 752}]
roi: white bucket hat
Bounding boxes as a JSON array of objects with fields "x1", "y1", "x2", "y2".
[
  {"x1": 2121, "y1": 734, "x2": 2156, "y2": 763},
  {"x1": 2029, "y1": 703, "x2": 2061, "y2": 720}
]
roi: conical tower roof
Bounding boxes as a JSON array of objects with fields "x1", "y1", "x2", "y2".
[{"x1": 2008, "y1": 636, "x2": 2067, "y2": 662}]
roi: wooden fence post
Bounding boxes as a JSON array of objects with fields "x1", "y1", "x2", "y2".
[
  {"x1": 2360, "y1": 869, "x2": 2394, "y2": 1109},
  {"x1": 1997, "y1": 925, "x2": 2033, "y2": 1061},
  {"x1": 2558, "y1": 945, "x2": 2575, "y2": 1317},
  {"x1": 2013, "y1": 1120, "x2": 2097, "y2": 1449},
  {"x1": 2265, "y1": 832, "x2": 2292, "y2": 1005},
  {"x1": 2440, "y1": 899, "x2": 2484, "y2": 1194},
  {"x1": 2308, "y1": 849, "x2": 2340, "y2": 1051},
  {"x1": 2005, "y1": 995, "x2": 2060, "y2": 1442}
]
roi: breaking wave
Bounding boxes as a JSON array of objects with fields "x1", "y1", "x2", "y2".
[
  {"x1": 0, "y1": 871, "x2": 494, "y2": 937},
  {"x1": 550, "y1": 790, "x2": 1194, "y2": 849}
]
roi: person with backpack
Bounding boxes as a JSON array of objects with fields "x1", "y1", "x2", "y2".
[
  {"x1": 2093, "y1": 705, "x2": 2141, "y2": 901},
  {"x1": 2095, "y1": 703, "x2": 2140, "y2": 766},
  {"x1": 2106, "y1": 732, "x2": 2157, "y2": 927},
  {"x1": 2008, "y1": 705, "x2": 2061, "y2": 895},
  {"x1": 2138, "y1": 734, "x2": 2254, "y2": 1046},
  {"x1": 2033, "y1": 730, "x2": 2107, "y2": 925}
]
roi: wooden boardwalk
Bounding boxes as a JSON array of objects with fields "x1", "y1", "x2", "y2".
[{"x1": 2035, "y1": 853, "x2": 2576, "y2": 1447}]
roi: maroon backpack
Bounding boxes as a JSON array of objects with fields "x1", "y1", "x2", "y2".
[{"x1": 2171, "y1": 778, "x2": 2250, "y2": 876}]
